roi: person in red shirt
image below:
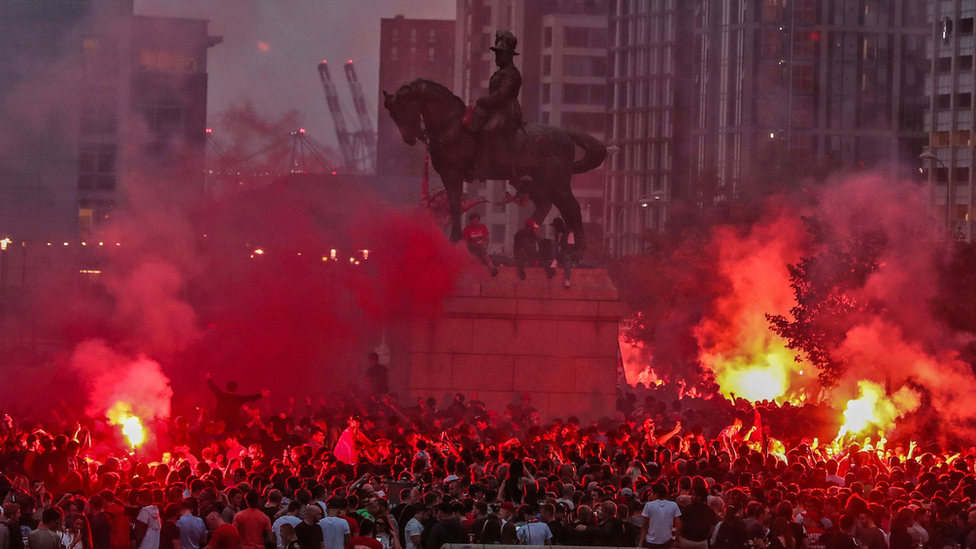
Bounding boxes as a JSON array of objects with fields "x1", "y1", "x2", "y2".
[
  {"x1": 348, "y1": 520, "x2": 383, "y2": 549},
  {"x1": 232, "y1": 492, "x2": 271, "y2": 549},
  {"x1": 462, "y1": 213, "x2": 498, "y2": 276},
  {"x1": 204, "y1": 513, "x2": 242, "y2": 549}
]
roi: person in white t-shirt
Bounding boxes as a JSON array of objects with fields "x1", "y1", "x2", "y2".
[
  {"x1": 404, "y1": 505, "x2": 430, "y2": 549},
  {"x1": 640, "y1": 483, "x2": 682, "y2": 548},
  {"x1": 516, "y1": 504, "x2": 552, "y2": 546},
  {"x1": 318, "y1": 498, "x2": 351, "y2": 549},
  {"x1": 273, "y1": 502, "x2": 303, "y2": 549}
]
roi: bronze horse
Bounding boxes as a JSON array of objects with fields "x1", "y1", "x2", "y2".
[{"x1": 383, "y1": 78, "x2": 607, "y2": 250}]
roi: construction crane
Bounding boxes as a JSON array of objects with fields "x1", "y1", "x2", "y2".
[
  {"x1": 343, "y1": 60, "x2": 376, "y2": 172},
  {"x1": 318, "y1": 61, "x2": 358, "y2": 171}
]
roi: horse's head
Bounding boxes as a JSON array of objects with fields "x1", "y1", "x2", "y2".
[{"x1": 383, "y1": 87, "x2": 423, "y2": 146}]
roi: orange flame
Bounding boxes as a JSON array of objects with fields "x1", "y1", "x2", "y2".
[
  {"x1": 835, "y1": 380, "x2": 920, "y2": 441},
  {"x1": 107, "y1": 402, "x2": 146, "y2": 448}
]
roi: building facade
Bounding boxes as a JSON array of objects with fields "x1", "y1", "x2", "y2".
[
  {"x1": 926, "y1": 0, "x2": 976, "y2": 239},
  {"x1": 455, "y1": 0, "x2": 609, "y2": 254},
  {"x1": 605, "y1": 0, "x2": 693, "y2": 256},
  {"x1": 377, "y1": 16, "x2": 456, "y2": 182},
  {"x1": 0, "y1": 0, "x2": 219, "y2": 245},
  {"x1": 605, "y1": 0, "x2": 929, "y2": 256}
]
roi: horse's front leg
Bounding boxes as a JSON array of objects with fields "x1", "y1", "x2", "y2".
[{"x1": 443, "y1": 172, "x2": 464, "y2": 242}]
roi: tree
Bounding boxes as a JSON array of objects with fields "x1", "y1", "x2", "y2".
[{"x1": 766, "y1": 215, "x2": 887, "y2": 387}]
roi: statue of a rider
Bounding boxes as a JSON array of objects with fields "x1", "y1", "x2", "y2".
[{"x1": 470, "y1": 30, "x2": 524, "y2": 182}]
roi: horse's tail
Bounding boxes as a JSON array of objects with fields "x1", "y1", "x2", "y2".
[{"x1": 568, "y1": 130, "x2": 608, "y2": 174}]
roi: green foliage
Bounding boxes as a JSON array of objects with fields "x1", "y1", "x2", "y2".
[{"x1": 766, "y1": 215, "x2": 888, "y2": 387}]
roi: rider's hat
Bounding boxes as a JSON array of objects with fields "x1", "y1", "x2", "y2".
[{"x1": 490, "y1": 30, "x2": 519, "y2": 56}]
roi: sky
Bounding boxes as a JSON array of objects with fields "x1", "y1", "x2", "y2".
[{"x1": 134, "y1": 0, "x2": 457, "y2": 151}]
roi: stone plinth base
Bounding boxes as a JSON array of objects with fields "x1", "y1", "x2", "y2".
[{"x1": 388, "y1": 267, "x2": 624, "y2": 422}]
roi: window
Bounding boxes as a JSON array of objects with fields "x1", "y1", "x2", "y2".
[
  {"x1": 563, "y1": 55, "x2": 605, "y2": 76},
  {"x1": 480, "y1": 32, "x2": 491, "y2": 51},
  {"x1": 429, "y1": 28, "x2": 436, "y2": 42},
  {"x1": 959, "y1": 93, "x2": 972, "y2": 109},
  {"x1": 78, "y1": 144, "x2": 116, "y2": 191},
  {"x1": 428, "y1": 47, "x2": 435, "y2": 61},
  {"x1": 960, "y1": 55, "x2": 974, "y2": 70},
  {"x1": 938, "y1": 57, "x2": 953, "y2": 72},
  {"x1": 792, "y1": 96, "x2": 814, "y2": 126},
  {"x1": 562, "y1": 112, "x2": 606, "y2": 134},
  {"x1": 591, "y1": 84, "x2": 606, "y2": 105},
  {"x1": 937, "y1": 94, "x2": 951, "y2": 108},
  {"x1": 956, "y1": 167, "x2": 971, "y2": 181},
  {"x1": 390, "y1": 46, "x2": 397, "y2": 61},
  {"x1": 391, "y1": 28, "x2": 398, "y2": 42},
  {"x1": 794, "y1": 31, "x2": 815, "y2": 57},
  {"x1": 591, "y1": 28, "x2": 608, "y2": 48},
  {"x1": 792, "y1": 64, "x2": 814, "y2": 93},
  {"x1": 544, "y1": 27, "x2": 552, "y2": 48},
  {"x1": 761, "y1": 29, "x2": 783, "y2": 57},
  {"x1": 481, "y1": 6, "x2": 492, "y2": 26},
  {"x1": 139, "y1": 50, "x2": 195, "y2": 72},
  {"x1": 862, "y1": 36, "x2": 877, "y2": 60},
  {"x1": 759, "y1": 62, "x2": 786, "y2": 89},
  {"x1": 932, "y1": 131, "x2": 951, "y2": 146},
  {"x1": 80, "y1": 89, "x2": 118, "y2": 135},
  {"x1": 763, "y1": 0, "x2": 785, "y2": 22},
  {"x1": 149, "y1": 105, "x2": 183, "y2": 139},
  {"x1": 592, "y1": 56, "x2": 607, "y2": 76},
  {"x1": 795, "y1": 0, "x2": 816, "y2": 23},
  {"x1": 79, "y1": 199, "x2": 114, "y2": 231},
  {"x1": 542, "y1": 83, "x2": 551, "y2": 104},
  {"x1": 410, "y1": 28, "x2": 417, "y2": 42},
  {"x1": 565, "y1": 27, "x2": 590, "y2": 47},
  {"x1": 563, "y1": 84, "x2": 588, "y2": 104},
  {"x1": 543, "y1": 55, "x2": 552, "y2": 76},
  {"x1": 953, "y1": 131, "x2": 971, "y2": 146},
  {"x1": 961, "y1": 18, "x2": 975, "y2": 34}
]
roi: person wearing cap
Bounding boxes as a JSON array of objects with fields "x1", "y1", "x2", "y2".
[
  {"x1": 513, "y1": 218, "x2": 541, "y2": 281},
  {"x1": 498, "y1": 502, "x2": 519, "y2": 545},
  {"x1": 462, "y1": 213, "x2": 498, "y2": 276},
  {"x1": 472, "y1": 30, "x2": 524, "y2": 181}
]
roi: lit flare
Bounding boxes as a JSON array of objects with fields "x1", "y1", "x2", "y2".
[
  {"x1": 835, "y1": 380, "x2": 919, "y2": 440},
  {"x1": 107, "y1": 402, "x2": 146, "y2": 448}
]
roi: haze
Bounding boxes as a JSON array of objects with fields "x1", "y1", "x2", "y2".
[{"x1": 134, "y1": 0, "x2": 457, "y2": 150}]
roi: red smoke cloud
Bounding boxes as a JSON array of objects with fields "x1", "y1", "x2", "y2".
[
  {"x1": 72, "y1": 339, "x2": 173, "y2": 422},
  {"x1": 628, "y1": 174, "x2": 976, "y2": 440}
]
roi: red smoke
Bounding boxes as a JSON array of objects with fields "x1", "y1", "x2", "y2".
[{"x1": 626, "y1": 174, "x2": 976, "y2": 440}]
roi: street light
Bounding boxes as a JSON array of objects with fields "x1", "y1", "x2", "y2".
[
  {"x1": 637, "y1": 191, "x2": 668, "y2": 233},
  {"x1": 0, "y1": 238, "x2": 9, "y2": 295},
  {"x1": 919, "y1": 151, "x2": 952, "y2": 236}
]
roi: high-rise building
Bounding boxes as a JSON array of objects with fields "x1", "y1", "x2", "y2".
[
  {"x1": 0, "y1": 0, "x2": 220, "y2": 244},
  {"x1": 925, "y1": 0, "x2": 976, "y2": 239},
  {"x1": 455, "y1": 0, "x2": 609, "y2": 253},
  {"x1": 605, "y1": 0, "x2": 930, "y2": 256},
  {"x1": 376, "y1": 16, "x2": 456, "y2": 185},
  {"x1": 605, "y1": 0, "x2": 693, "y2": 256}
]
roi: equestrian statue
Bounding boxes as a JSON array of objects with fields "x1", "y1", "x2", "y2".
[{"x1": 383, "y1": 30, "x2": 607, "y2": 251}]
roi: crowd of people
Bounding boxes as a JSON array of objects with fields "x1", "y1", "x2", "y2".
[{"x1": 0, "y1": 370, "x2": 973, "y2": 549}]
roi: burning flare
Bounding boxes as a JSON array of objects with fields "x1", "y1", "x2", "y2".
[
  {"x1": 835, "y1": 380, "x2": 920, "y2": 440},
  {"x1": 107, "y1": 402, "x2": 146, "y2": 448}
]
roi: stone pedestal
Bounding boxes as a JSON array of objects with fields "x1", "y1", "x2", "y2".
[{"x1": 388, "y1": 267, "x2": 625, "y2": 422}]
